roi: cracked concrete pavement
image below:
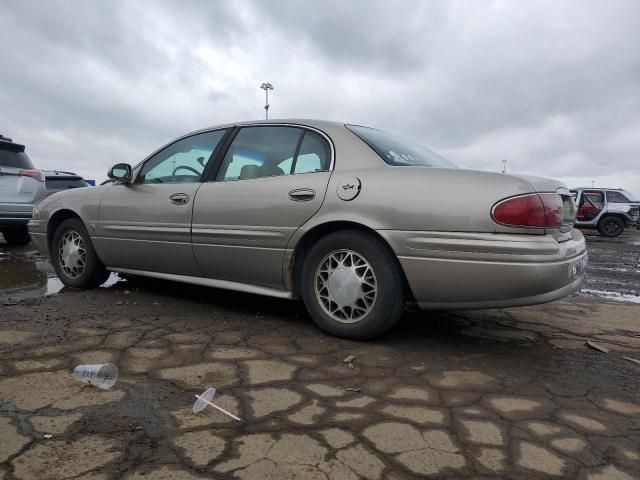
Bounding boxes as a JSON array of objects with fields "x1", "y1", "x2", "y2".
[{"x1": 1, "y1": 233, "x2": 639, "y2": 479}]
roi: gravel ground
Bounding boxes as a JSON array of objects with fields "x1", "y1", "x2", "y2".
[{"x1": 0, "y1": 230, "x2": 639, "y2": 480}]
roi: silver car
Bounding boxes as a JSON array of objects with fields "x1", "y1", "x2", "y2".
[
  {"x1": 1, "y1": 135, "x2": 47, "y2": 245},
  {"x1": 29, "y1": 120, "x2": 587, "y2": 339}
]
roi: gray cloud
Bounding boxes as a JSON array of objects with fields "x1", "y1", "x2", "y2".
[{"x1": 1, "y1": 0, "x2": 639, "y2": 194}]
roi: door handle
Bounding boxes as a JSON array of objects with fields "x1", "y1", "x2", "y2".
[
  {"x1": 288, "y1": 188, "x2": 316, "y2": 202},
  {"x1": 169, "y1": 193, "x2": 190, "y2": 205}
]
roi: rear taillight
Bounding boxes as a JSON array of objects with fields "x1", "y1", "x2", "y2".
[
  {"x1": 19, "y1": 169, "x2": 45, "y2": 182},
  {"x1": 492, "y1": 193, "x2": 563, "y2": 228}
]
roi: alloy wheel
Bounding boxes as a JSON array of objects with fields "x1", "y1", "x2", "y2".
[{"x1": 605, "y1": 220, "x2": 621, "y2": 235}]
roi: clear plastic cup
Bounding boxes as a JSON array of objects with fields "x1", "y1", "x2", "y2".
[
  {"x1": 193, "y1": 387, "x2": 217, "y2": 413},
  {"x1": 72, "y1": 363, "x2": 118, "y2": 389}
]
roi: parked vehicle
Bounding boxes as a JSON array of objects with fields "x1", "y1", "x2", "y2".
[
  {"x1": 29, "y1": 120, "x2": 587, "y2": 339},
  {"x1": 44, "y1": 171, "x2": 90, "y2": 196},
  {"x1": 570, "y1": 188, "x2": 640, "y2": 237},
  {"x1": 0, "y1": 134, "x2": 46, "y2": 245}
]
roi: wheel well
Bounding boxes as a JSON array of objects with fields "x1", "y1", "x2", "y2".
[
  {"x1": 47, "y1": 209, "x2": 81, "y2": 253},
  {"x1": 290, "y1": 221, "x2": 414, "y2": 301}
]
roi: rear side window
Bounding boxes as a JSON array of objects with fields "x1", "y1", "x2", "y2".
[
  {"x1": 217, "y1": 127, "x2": 301, "y2": 181},
  {"x1": 46, "y1": 178, "x2": 89, "y2": 190},
  {"x1": 217, "y1": 126, "x2": 330, "y2": 182},
  {"x1": 347, "y1": 125, "x2": 456, "y2": 168},
  {"x1": 277, "y1": 131, "x2": 331, "y2": 174},
  {"x1": 606, "y1": 191, "x2": 630, "y2": 203},
  {"x1": 0, "y1": 150, "x2": 33, "y2": 169}
]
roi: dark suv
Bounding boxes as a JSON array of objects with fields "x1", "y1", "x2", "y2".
[
  {"x1": 44, "y1": 171, "x2": 90, "y2": 196},
  {"x1": 0, "y1": 135, "x2": 47, "y2": 245}
]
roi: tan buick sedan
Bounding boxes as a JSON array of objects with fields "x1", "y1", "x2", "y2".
[{"x1": 29, "y1": 120, "x2": 587, "y2": 339}]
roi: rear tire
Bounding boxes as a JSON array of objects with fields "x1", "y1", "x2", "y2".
[
  {"x1": 301, "y1": 230, "x2": 405, "y2": 339},
  {"x1": 2, "y1": 226, "x2": 31, "y2": 245},
  {"x1": 597, "y1": 215, "x2": 624, "y2": 237},
  {"x1": 51, "y1": 218, "x2": 110, "y2": 288}
]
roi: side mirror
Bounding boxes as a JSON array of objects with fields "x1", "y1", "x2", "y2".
[{"x1": 108, "y1": 163, "x2": 132, "y2": 183}]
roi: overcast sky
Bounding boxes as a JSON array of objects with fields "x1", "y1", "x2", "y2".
[{"x1": 1, "y1": 0, "x2": 639, "y2": 195}]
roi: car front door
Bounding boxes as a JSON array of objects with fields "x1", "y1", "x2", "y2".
[
  {"x1": 191, "y1": 125, "x2": 333, "y2": 289},
  {"x1": 95, "y1": 129, "x2": 229, "y2": 275}
]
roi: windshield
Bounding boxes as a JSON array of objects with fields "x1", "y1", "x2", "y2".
[{"x1": 347, "y1": 125, "x2": 456, "y2": 168}]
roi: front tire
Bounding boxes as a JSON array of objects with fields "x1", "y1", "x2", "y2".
[
  {"x1": 51, "y1": 218, "x2": 110, "y2": 288},
  {"x1": 2, "y1": 226, "x2": 31, "y2": 245},
  {"x1": 301, "y1": 230, "x2": 405, "y2": 339},
  {"x1": 597, "y1": 215, "x2": 625, "y2": 237}
]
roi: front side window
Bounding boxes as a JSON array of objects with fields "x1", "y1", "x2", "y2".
[
  {"x1": 347, "y1": 125, "x2": 456, "y2": 168},
  {"x1": 217, "y1": 127, "x2": 330, "y2": 181},
  {"x1": 606, "y1": 191, "x2": 630, "y2": 203},
  {"x1": 138, "y1": 129, "x2": 227, "y2": 184}
]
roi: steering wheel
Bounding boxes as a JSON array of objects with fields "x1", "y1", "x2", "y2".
[{"x1": 172, "y1": 165, "x2": 201, "y2": 182}]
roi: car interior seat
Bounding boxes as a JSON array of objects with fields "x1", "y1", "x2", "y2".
[{"x1": 239, "y1": 164, "x2": 261, "y2": 180}]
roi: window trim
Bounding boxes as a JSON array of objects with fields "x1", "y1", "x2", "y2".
[{"x1": 203, "y1": 123, "x2": 335, "y2": 182}]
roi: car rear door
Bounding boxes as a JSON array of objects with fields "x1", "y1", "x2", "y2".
[
  {"x1": 95, "y1": 129, "x2": 229, "y2": 275},
  {"x1": 191, "y1": 125, "x2": 332, "y2": 289}
]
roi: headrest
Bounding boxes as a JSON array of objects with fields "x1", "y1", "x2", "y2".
[{"x1": 239, "y1": 164, "x2": 261, "y2": 179}]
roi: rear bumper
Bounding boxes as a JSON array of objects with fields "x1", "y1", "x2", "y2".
[
  {"x1": 379, "y1": 229, "x2": 588, "y2": 310},
  {"x1": 0, "y1": 202, "x2": 36, "y2": 226},
  {"x1": 0, "y1": 213, "x2": 32, "y2": 226}
]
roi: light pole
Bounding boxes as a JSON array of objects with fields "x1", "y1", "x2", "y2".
[
  {"x1": 260, "y1": 82, "x2": 273, "y2": 119},
  {"x1": 501, "y1": 159, "x2": 507, "y2": 174}
]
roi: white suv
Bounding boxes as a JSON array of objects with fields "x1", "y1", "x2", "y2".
[{"x1": 571, "y1": 187, "x2": 640, "y2": 237}]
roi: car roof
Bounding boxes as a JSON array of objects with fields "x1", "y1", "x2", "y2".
[
  {"x1": 572, "y1": 187, "x2": 626, "y2": 191},
  {"x1": 205, "y1": 118, "x2": 346, "y2": 130}
]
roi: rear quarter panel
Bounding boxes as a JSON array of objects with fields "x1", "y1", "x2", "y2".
[{"x1": 300, "y1": 166, "x2": 538, "y2": 234}]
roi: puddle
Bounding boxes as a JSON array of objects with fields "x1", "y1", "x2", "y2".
[
  {"x1": 580, "y1": 288, "x2": 640, "y2": 304},
  {"x1": 0, "y1": 248, "x2": 123, "y2": 301}
]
